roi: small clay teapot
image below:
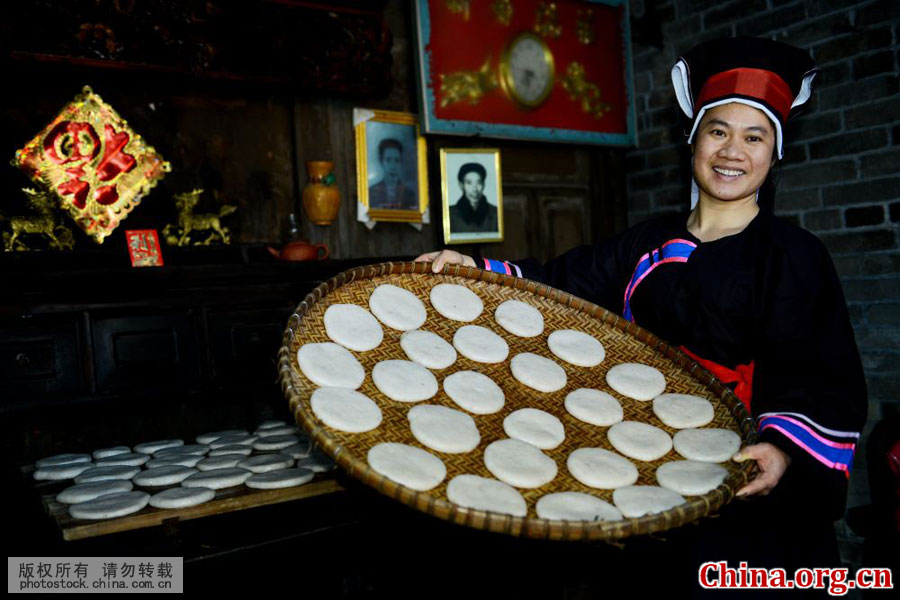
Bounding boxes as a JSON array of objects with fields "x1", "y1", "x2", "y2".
[{"x1": 267, "y1": 240, "x2": 329, "y2": 261}]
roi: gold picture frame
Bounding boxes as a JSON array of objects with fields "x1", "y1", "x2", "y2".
[
  {"x1": 354, "y1": 109, "x2": 428, "y2": 223},
  {"x1": 440, "y1": 148, "x2": 504, "y2": 245}
]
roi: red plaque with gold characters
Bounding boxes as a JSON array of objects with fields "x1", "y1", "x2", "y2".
[
  {"x1": 14, "y1": 86, "x2": 171, "y2": 244},
  {"x1": 125, "y1": 229, "x2": 165, "y2": 267}
]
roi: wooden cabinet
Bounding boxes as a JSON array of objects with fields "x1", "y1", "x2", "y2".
[
  {"x1": 207, "y1": 306, "x2": 295, "y2": 386},
  {"x1": 0, "y1": 253, "x2": 382, "y2": 413},
  {"x1": 91, "y1": 310, "x2": 200, "y2": 393},
  {"x1": 0, "y1": 315, "x2": 84, "y2": 401}
]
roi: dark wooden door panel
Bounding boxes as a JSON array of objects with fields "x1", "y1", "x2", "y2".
[
  {"x1": 539, "y1": 195, "x2": 588, "y2": 260},
  {"x1": 207, "y1": 306, "x2": 293, "y2": 386},
  {"x1": 0, "y1": 315, "x2": 83, "y2": 401},
  {"x1": 92, "y1": 312, "x2": 200, "y2": 393}
]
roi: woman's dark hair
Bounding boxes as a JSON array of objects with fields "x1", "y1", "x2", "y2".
[{"x1": 758, "y1": 160, "x2": 780, "y2": 213}]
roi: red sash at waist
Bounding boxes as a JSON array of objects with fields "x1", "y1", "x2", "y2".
[{"x1": 679, "y1": 346, "x2": 754, "y2": 413}]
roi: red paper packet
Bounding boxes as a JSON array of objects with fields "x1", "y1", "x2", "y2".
[{"x1": 125, "y1": 229, "x2": 164, "y2": 267}]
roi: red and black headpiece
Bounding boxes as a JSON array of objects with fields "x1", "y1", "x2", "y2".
[{"x1": 671, "y1": 37, "x2": 817, "y2": 159}]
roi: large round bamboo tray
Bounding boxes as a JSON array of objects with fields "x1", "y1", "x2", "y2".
[{"x1": 278, "y1": 261, "x2": 757, "y2": 541}]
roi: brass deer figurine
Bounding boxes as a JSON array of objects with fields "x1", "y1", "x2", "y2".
[
  {"x1": 163, "y1": 189, "x2": 237, "y2": 246},
  {"x1": 1, "y1": 188, "x2": 74, "y2": 251}
]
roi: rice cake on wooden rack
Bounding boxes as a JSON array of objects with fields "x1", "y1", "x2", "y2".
[{"x1": 278, "y1": 261, "x2": 758, "y2": 541}]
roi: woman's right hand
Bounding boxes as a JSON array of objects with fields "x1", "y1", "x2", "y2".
[{"x1": 414, "y1": 249, "x2": 476, "y2": 273}]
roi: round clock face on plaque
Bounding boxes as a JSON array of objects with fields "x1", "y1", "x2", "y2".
[{"x1": 499, "y1": 32, "x2": 555, "y2": 109}]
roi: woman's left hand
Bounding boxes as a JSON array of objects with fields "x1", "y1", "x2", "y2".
[{"x1": 732, "y1": 442, "x2": 791, "y2": 497}]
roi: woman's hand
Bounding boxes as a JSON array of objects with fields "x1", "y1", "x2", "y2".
[
  {"x1": 414, "y1": 249, "x2": 476, "y2": 273},
  {"x1": 732, "y1": 442, "x2": 791, "y2": 497}
]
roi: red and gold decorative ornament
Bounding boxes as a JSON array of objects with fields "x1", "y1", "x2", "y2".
[{"x1": 14, "y1": 86, "x2": 171, "y2": 243}]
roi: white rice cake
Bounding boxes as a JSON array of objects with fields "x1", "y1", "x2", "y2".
[
  {"x1": 567, "y1": 448, "x2": 638, "y2": 489},
  {"x1": 181, "y1": 468, "x2": 251, "y2": 490},
  {"x1": 296, "y1": 451, "x2": 336, "y2": 473},
  {"x1": 510, "y1": 353, "x2": 567, "y2": 393},
  {"x1": 145, "y1": 455, "x2": 202, "y2": 469},
  {"x1": 133, "y1": 465, "x2": 197, "y2": 487},
  {"x1": 656, "y1": 460, "x2": 729, "y2": 496},
  {"x1": 369, "y1": 284, "x2": 427, "y2": 331},
  {"x1": 196, "y1": 429, "x2": 248, "y2": 444},
  {"x1": 34, "y1": 462, "x2": 95, "y2": 481},
  {"x1": 69, "y1": 491, "x2": 150, "y2": 520},
  {"x1": 95, "y1": 453, "x2": 150, "y2": 467},
  {"x1": 36, "y1": 453, "x2": 91, "y2": 469},
  {"x1": 453, "y1": 325, "x2": 509, "y2": 364},
  {"x1": 400, "y1": 329, "x2": 457, "y2": 370},
  {"x1": 324, "y1": 303, "x2": 384, "y2": 351},
  {"x1": 673, "y1": 428, "x2": 742, "y2": 463},
  {"x1": 503, "y1": 408, "x2": 565, "y2": 450},
  {"x1": 297, "y1": 342, "x2": 365, "y2": 389},
  {"x1": 92, "y1": 447, "x2": 131, "y2": 460},
  {"x1": 134, "y1": 439, "x2": 183, "y2": 454},
  {"x1": 372, "y1": 360, "x2": 439, "y2": 402},
  {"x1": 253, "y1": 435, "x2": 301, "y2": 452},
  {"x1": 605, "y1": 363, "x2": 666, "y2": 401},
  {"x1": 564, "y1": 388, "x2": 623, "y2": 426},
  {"x1": 536, "y1": 492, "x2": 623, "y2": 522},
  {"x1": 446, "y1": 474, "x2": 526, "y2": 517},
  {"x1": 607, "y1": 421, "x2": 673, "y2": 462},
  {"x1": 207, "y1": 444, "x2": 253, "y2": 457},
  {"x1": 367, "y1": 443, "x2": 446, "y2": 491},
  {"x1": 256, "y1": 420, "x2": 286, "y2": 430},
  {"x1": 279, "y1": 441, "x2": 312, "y2": 460},
  {"x1": 613, "y1": 485, "x2": 686, "y2": 518},
  {"x1": 652, "y1": 393, "x2": 715, "y2": 429},
  {"x1": 149, "y1": 487, "x2": 216, "y2": 509},
  {"x1": 254, "y1": 426, "x2": 298, "y2": 437},
  {"x1": 238, "y1": 454, "x2": 294, "y2": 473},
  {"x1": 246, "y1": 468, "x2": 315, "y2": 490},
  {"x1": 196, "y1": 454, "x2": 247, "y2": 471},
  {"x1": 311, "y1": 387, "x2": 382, "y2": 433},
  {"x1": 442, "y1": 370, "x2": 505, "y2": 415},
  {"x1": 56, "y1": 480, "x2": 134, "y2": 505},
  {"x1": 429, "y1": 283, "x2": 484, "y2": 322},
  {"x1": 483, "y1": 439, "x2": 557, "y2": 489},
  {"x1": 75, "y1": 465, "x2": 140, "y2": 484},
  {"x1": 155, "y1": 444, "x2": 210, "y2": 456},
  {"x1": 547, "y1": 330, "x2": 606, "y2": 367},
  {"x1": 494, "y1": 300, "x2": 544, "y2": 337},
  {"x1": 408, "y1": 404, "x2": 480, "y2": 454},
  {"x1": 209, "y1": 435, "x2": 258, "y2": 450}
]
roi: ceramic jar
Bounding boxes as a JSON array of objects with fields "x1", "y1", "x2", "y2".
[{"x1": 301, "y1": 161, "x2": 340, "y2": 226}]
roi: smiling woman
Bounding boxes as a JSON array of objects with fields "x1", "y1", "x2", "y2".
[
  {"x1": 687, "y1": 102, "x2": 777, "y2": 242},
  {"x1": 417, "y1": 36, "x2": 868, "y2": 591}
]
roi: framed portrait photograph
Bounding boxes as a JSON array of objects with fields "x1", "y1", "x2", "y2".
[
  {"x1": 440, "y1": 148, "x2": 503, "y2": 245},
  {"x1": 354, "y1": 108, "x2": 428, "y2": 223}
]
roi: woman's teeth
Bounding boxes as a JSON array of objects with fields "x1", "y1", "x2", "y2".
[{"x1": 713, "y1": 167, "x2": 744, "y2": 176}]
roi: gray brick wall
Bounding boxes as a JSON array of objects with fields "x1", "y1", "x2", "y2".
[{"x1": 625, "y1": 0, "x2": 899, "y2": 566}]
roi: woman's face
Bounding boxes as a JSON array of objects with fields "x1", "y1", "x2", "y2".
[{"x1": 692, "y1": 102, "x2": 776, "y2": 206}]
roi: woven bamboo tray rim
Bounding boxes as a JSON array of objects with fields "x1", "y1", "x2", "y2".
[{"x1": 278, "y1": 261, "x2": 758, "y2": 541}]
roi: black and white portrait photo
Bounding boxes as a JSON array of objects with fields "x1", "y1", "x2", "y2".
[
  {"x1": 354, "y1": 109, "x2": 427, "y2": 222},
  {"x1": 368, "y1": 137, "x2": 417, "y2": 210},
  {"x1": 440, "y1": 148, "x2": 503, "y2": 244}
]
